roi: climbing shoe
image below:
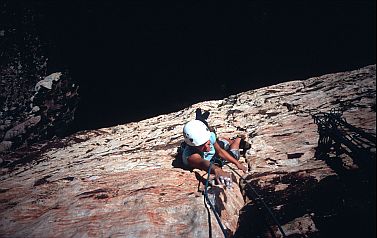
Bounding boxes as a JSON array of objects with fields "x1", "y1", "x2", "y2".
[{"x1": 240, "y1": 138, "x2": 251, "y2": 156}]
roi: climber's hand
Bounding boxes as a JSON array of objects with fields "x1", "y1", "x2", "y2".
[
  {"x1": 214, "y1": 167, "x2": 233, "y2": 189},
  {"x1": 214, "y1": 167, "x2": 228, "y2": 182}
]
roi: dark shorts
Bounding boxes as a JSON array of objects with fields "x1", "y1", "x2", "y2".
[{"x1": 213, "y1": 139, "x2": 240, "y2": 166}]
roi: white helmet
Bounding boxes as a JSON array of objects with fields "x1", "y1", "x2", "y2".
[{"x1": 183, "y1": 120, "x2": 211, "y2": 146}]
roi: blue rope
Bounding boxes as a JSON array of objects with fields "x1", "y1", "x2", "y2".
[{"x1": 204, "y1": 160, "x2": 228, "y2": 238}]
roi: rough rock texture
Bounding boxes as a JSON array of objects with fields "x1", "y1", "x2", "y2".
[
  {"x1": 0, "y1": 3, "x2": 79, "y2": 152},
  {"x1": 233, "y1": 65, "x2": 376, "y2": 237},
  {"x1": 0, "y1": 65, "x2": 375, "y2": 237}
]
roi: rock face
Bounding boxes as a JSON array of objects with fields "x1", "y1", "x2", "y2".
[
  {"x1": 0, "y1": 65, "x2": 375, "y2": 237},
  {"x1": 234, "y1": 65, "x2": 376, "y2": 237},
  {"x1": 0, "y1": 3, "x2": 79, "y2": 152}
]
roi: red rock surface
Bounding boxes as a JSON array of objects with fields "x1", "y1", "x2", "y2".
[{"x1": 0, "y1": 65, "x2": 375, "y2": 237}]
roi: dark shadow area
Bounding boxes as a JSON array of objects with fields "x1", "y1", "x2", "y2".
[
  {"x1": 3, "y1": 1, "x2": 375, "y2": 132},
  {"x1": 311, "y1": 175, "x2": 376, "y2": 238},
  {"x1": 234, "y1": 201, "x2": 279, "y2": 238},
  {"x1": 234, "y1": 172, "x2": 318, "y2": 238},
  {"x1": 313, "y1": 108, "x2": 376, "y2": 177},
  {"x1": 235, "y1": 172, "x2": 376, "y2": 237},
  {"x1": 311, "y1": 109, "x2": 376, "y2": 237}
]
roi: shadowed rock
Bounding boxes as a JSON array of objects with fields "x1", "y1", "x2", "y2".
[{"x1": 0, "y1": 3, "x2": 79, "y2": 152}]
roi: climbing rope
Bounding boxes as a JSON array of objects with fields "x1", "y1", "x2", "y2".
[
  {"x1": 204, "y1": 160, "x2": 228, "y2": 238},
  {"x1": 195, "y1": 107, "x2": 285, "y2": 236},
  {"x1": 225, "y1": 164, "x2": 287, "y2": 237}
]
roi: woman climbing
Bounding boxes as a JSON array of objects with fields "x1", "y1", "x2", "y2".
[{"x1": 181, "y1": 119, "x2": 248, "y2": 185}]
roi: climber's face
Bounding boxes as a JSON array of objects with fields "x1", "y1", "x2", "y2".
[{"x1": 197, "y1": 140, "x2": 211, "y2": 152}]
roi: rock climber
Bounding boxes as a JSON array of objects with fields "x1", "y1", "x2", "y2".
[{"x1": 182, "y1": 119, "x2": 248, "y2": 185}]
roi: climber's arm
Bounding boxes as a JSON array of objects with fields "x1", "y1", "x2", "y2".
[
  {"x1": 213, "y1": 141, "x2": 247, "y2": 172},
  {"x1": 187, "y1": 153, "x2": 230, "y2": 178}
]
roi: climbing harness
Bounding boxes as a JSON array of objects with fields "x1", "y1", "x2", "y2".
[{"x1": 225, "y1": 164, "x2": 287, "y2": 238}]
